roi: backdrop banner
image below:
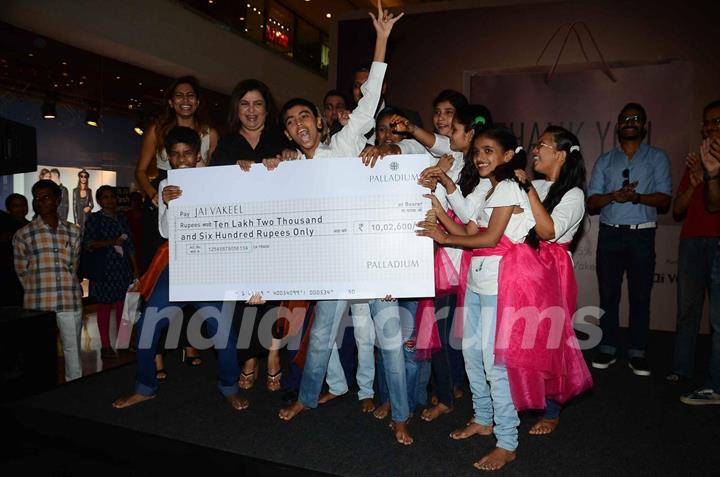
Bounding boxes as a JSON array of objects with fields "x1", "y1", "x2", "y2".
[{"x1": 468, "y1": 61, "x2": 704, "y2": 332}]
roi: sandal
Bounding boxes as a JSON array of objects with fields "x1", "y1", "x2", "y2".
[
  {"x1": 156, "y1": 369, "x2": 167, "y2": 382},
  {"x1": 266, "y1": 370, "x2": 282, "y2": 392},
  {"x1": 181, "y1": 348, "x2": 203, "y2": 367},
  {"x1": 238, "y1": 363, "x2": 259, "y2": 390}
]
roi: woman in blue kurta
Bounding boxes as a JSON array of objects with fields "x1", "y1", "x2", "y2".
[{"x1": 84, "y1": 185, "x2": 139, "y2": 358}]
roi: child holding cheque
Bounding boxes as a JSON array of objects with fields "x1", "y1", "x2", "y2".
[
  {"x1": 113, "y1": 126, "x2": 250, "y2": 411},
  {"x1": 277, "y1": 1, "x2": 417, "y2": 446}
]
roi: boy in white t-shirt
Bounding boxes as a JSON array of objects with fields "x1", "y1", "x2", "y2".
[{"x1": 113, "y1": 126, "x2": 249, "y2": 412}]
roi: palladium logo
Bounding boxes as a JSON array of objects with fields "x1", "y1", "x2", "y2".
[{"x1": 389, "y1": 161, "x2": 399, "y2": 171}]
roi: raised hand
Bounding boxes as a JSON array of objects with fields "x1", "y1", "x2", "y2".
[
  {"x1": 369, "y1": 0, "x2": 404, "y2": 40},
  {"x1": 514, "y1": 169, "x2": 530, "y2": 186},
  {"x1": 701, "y1": 138, "x2": 720, "y2": 177},
  {"x1": 420, "y1": 165, "x2": 452, "y2": 189},
  {"x1": 388, "y1": 114, "x2": 412, "y2": 134},
  {"x1": 436, "y1": 154, "x2": 454, "y2": 173},
  {"x1": 685, "y1": 153, "x2": 702, "y2": 188}
]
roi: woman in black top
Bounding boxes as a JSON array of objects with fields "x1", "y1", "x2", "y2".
[
  {"x1": 213, "y1": 79, "x2": 287, "y2": 391},
  {"x1": 211, "y1": 79, "x2": 289, "y2": 169}
]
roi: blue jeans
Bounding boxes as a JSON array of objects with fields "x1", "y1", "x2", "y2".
[
  {"x1": 134, "y1": 268, "x2": 240, "y2": 397},
  {"x1": 377, "y1": 299, "x2": 428, "y2": 410},
  {"x1": 597, "y1": 225, "x2": 656, "y2": 357},
  {"x1": 325, "y1": 302, "x2": 375, "y2": 399},
  {"x1": 673, "y1": 237, "x2": 720, "y2": 392},
  {"x1": 298, "y1": 299, "x2": 409, "y2": 421},
  {"x1": 545, "y1": 399, "x2": 562, "y2": 419},
  {"x1": 463, "y1": 290, "x2": 519, "y2": 452}
]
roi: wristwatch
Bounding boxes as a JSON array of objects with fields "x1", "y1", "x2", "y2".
[
  {"x1": 704, "y1": 171, "x2": 720, "y2": 181},
  {"x1": 632, "y1": 192, "x2": 641, "y2": 204}
]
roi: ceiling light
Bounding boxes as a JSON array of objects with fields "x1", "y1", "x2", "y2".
[
  {"x1": 86, "y1": 108, "x2": 100, "y2": 127},
  {"x1": 134, "y1": 116, "x2": 144, "y2": 136},
  {"x1": 42, "y1": 94, "x2": 57, "y2": 119},
  {"x1": 326, "y1": 13, "x2": 332, "y2": 18}
]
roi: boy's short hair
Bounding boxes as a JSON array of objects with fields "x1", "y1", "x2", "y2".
[
  {"x1": 31, "y1": 180, "x2": 61, "y2": 198},
  {"x1": 164, "y1": 126, "x2": 201, "y2": 155},
  {"x1": 50, "y1": 168, "x2": 61, "y2": 178}
]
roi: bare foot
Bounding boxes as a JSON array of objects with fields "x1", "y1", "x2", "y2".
[
  {"x1": 390, "y1": 420, "x2": 414, "y2": 445},
  {"x1": 360, "y1": 398, "x2": 376, "y2": 413},
  {"x1": 112, "y1": 393, "x2": 155, "y2": 409},
  {"x1": 279, "y1": 401, "x2": 308, "y2": 421},
  {"x1": 450, "y1": 421, "x2": 493, "y2": 440},
  {"x1": 318, "y1": 392, "x2": 342, "y2": 404},
  {"x1": 373, "y1": 401, "x2": 391, "y2": 420},
  {"x1": 226, "y1": 394, "x2": 250, "y2": 411},
  {"x1": 529, "y1": 417, "x2": 559, "y2": 435},
  {"x1": 421, "y1": 403, "x2": 452, "y2": 422},
  {"x1": 473, "y1": 447, "x2": 516, "y2": 471}
]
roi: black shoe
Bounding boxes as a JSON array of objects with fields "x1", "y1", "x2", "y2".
[
  {"x1": 591, "y1": 352, "x2": 616, "y2": 369},
  {"x1": 628, "y1": 357, "x2": 651, "y2": 376},
  {"x1": 281, "y1": 389, "x2": 298, "y2": 405}
]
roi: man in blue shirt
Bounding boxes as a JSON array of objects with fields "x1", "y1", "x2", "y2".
[{"x1": 587, "y1": 103, "x2": 672, "y2": 376}]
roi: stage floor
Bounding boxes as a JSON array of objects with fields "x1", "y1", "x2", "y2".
[{"x1": 3, "y1": 332, "x2": 719, "y2": 476}]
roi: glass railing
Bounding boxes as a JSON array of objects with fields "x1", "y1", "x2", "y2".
[{"x1": 179, "y1": 0, "x2": 329, "y2": 77}]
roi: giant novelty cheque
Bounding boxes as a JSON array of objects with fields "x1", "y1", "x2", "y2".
[{"x1": 167, "y1": 155, "x2": 435, "y2": 301}]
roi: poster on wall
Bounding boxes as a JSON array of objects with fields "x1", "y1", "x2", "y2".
[
  {"x1": 467, "y1": 61, "x2": 700, "y2": 332},
  {"x1": 13, "y1": 166, "x2": 116, "y2": 229}
]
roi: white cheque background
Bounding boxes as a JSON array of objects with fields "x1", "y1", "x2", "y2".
[{"x1": 167, "y1": 155, "x2": 435, "y2": 301}]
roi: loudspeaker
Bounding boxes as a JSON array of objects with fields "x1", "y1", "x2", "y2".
[{"x1": 0, "y1": 116, "x2": 37, "y2": 175}]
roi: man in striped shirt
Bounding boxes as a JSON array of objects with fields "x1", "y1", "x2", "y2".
[{"x1": 13, "y1": 180, "x2": 83, "y2": 381}]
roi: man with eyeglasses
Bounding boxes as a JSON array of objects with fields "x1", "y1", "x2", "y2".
[
  {"x1": 587, "y1": 103, "x2": 672, "y2": 376},
  {"x1": 670, "y1": 102, "x2": 720, "y2": 405}
]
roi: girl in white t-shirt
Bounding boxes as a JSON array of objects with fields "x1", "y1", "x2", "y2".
[
  {"x1": 408, "y1": 105, "x2": 496, "y2": 422},
  {"x1": 418, "y1": 126, "x2": 533, "y2": 471},
  {"x1": 512, "y1": 126, "x2": 592, "y2": 435}
]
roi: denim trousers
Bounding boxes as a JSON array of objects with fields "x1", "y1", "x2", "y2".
[
  {"x1": 673, "y1": 237, "x2": 720, "y2": 392},
  {"x1": 597, "y1": 225, "x2": 656, "y2": 357},
  {"x1": 299, "y1": 299, "x2": 409, "y2": 421},
  {"x1": 134, "y1": 268, "x2": 240, "y2": 397},
  {"x1": 325, "y1": 302, "x2": 375, "y2": 399},
  {"x1": 463, "y1": 290, "x2": 519, "y2": 452},
  {"x1": 377, "y1": 299, "x2": 428, "y2": 410}
]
